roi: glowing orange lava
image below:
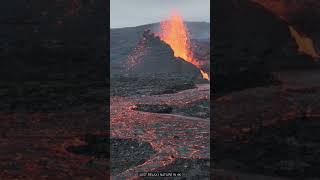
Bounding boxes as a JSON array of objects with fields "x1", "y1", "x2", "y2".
[
  {"x1": 289, "y1": 26, "x2": 320, "y2": 59},
  {"x1": 200, "y1": 70, "x2": 209, "y2": 80},
  {"x1": 158, "y1": 10, "x2": 210, "y2": 80}
]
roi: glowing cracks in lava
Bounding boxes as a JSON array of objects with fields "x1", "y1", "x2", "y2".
[{"x1": 158, "y1": 10, "x2": 210, "y2": 80}]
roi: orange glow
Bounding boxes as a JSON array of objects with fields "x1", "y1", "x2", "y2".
[
  {"x1": 159, "y1": 10, "x2": 194, "y2": 64},
  {"x1": 200, "y1": 70, "x2": 210, "y2": 80},
  {"x1": 289, "y1": 26, "x2": 320, "y2": 59},
  {"x1": 158, "y1": 10, "x2": 210, "y2": 80}
]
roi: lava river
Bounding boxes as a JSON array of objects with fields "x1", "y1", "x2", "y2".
[{"x1": 110, "y1": 84, "x2": 210, "y2": 178}]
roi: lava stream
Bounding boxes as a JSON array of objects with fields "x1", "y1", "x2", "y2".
[{"x1": 200, "y1": 70, "x2": 209, "y2": 80}]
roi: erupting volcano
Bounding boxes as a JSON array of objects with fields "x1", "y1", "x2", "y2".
[{"x1": 158, "y1": 10, "x2": 210, "y2": 80}]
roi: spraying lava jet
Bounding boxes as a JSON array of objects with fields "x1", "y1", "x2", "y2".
[
  {"x1": 289, "y1": 26, "x2": 320, "y2": 59},
  {"x1": 157, "y1": 10, "x2": 210, "y2": 80}
]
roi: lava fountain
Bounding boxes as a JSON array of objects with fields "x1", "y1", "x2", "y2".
[{"x1": 158, "y1": 10, "x2": 210, "y2": 80}]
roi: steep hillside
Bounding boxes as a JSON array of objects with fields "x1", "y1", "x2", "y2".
[
  {"x1": 110, "y1": 22, "x2": 210, "y2": 75},
  {"x1": 110, "y1": 22, "x2": 210, "y2": 63}
]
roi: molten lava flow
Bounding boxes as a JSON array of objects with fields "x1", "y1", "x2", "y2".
[
  {"x1": 158, "y1": 10, "x2": 210, "y2": 80},
  {"x1": 200, "y1": 70, "x2": 209, "y2": 80},
  {"x1": 289, "y1": 26, "x2": 320, "y2": 59}
]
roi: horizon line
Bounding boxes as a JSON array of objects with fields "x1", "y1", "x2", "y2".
[{"x1": 110, "y1": 20, "x2": 210, "y2": 30}]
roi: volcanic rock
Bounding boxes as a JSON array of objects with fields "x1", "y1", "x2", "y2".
[
  {"x1": 0, "y1": 0, "x2": 107, "y2": 82},
  {"x1": 216, "y1": 118, "x2": 320, "y2": 178},
  {"x1": 110, "y1": 138, "x2": 156, "y2": 175},
  {"x1": 212, "y1": 0, "x2": 318, "y2": 94},
  {"x1": 132, "y1": 104, "x2": 173, "y2": 114},
  {"x1": 0, "y1": 2, "x2": 108, "y2": 179},
  {"x1": 0, "y1": 1, "x2": 107, "y2": 112},
  {"x1": 250, "y1": 0, "x2": 320, "y2": 49},
  {"x1": 214, "y1": 70, "x2": 320, "y2": 178},
  {"x1": 66, "y1": 134, "x2": 109, "y2": 158},
  {"x1": 173, "y1": 98, "x2": 210, "y2": 119},
  {"x1": 125, "y1": 30, "x2": 202, "y2": 77},
  {"x1": 110, "y1": 73, "x2": 195, "y2": 97}
]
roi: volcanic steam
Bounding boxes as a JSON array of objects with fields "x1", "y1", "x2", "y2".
[{"x1": 158, "y1": 10, "x2": 210, "y2": 80}]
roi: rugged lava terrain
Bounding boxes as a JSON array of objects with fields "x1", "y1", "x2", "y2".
[
  {"x1": 110, "y1": 20, "x2": 210, "y2": 178},
  {"x1": 0, "y1": 1, "x2": 108, "y2": 179},
  {"x1": 213, "y1": 0, "x2": 320, "y2": 179},
  {"x1": 111, "y1": 84, "x2": 210, "y2": 179}
]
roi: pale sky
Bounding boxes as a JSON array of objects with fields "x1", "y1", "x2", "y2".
[{"x1": 110, "y1": 0, "x2": 210, "y2": 28}]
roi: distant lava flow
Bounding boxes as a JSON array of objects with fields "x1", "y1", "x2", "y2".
[
  {"x1": 158, "y1": 10, "x2": 210, "y2": 80},
  {"x1": 289, "y1": 26, "x2": 320, "y2": 59}
]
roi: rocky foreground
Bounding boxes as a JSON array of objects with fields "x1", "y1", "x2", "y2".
[
  {"x1": 0, "y1": 79, "x2": 108, "y2": 179},
  {"x1": 212, "y1": 1, "x2": 320, "y2": 178},
  {"x1": 111, "y1": 83, "x2": 210, "y2": 179},
  {"x1": 214, "y1": 70, "x2": 320, "y2": 179},
  {"x1": 0, "y1": 2, "x2": 108, "y2": 177}
]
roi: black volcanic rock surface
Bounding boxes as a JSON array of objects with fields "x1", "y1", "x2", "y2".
[
  {"x1": 250, "y1": 0, "x2": 320, "y2": 47},
  {"x1": 212, "y1": 0, "x2": 318, "y2": 94},
  {"x1": 0, "y1": 1, "x2": 107, "y2": 81},
  {"x1": 0, "y1": 1, "x2": 107, "y2": 112},
  {"x1": 212, "y1": 0, "x2": 317, "y2": 70},
  {"x1": 110, "y1": 138, "x2": 156, "y2": 175},
  {"x1": 132, "y1": 104, "x2": 173, "y2": 114},
  {"x1": 213, "y1": 1, "x2": 320, "y2": 179},
  {"x1": 110, "y1": 73, "x2": 196, "y2": 97},
  {"x1": 0, "y1": 2, "x2": 108, "y2": 179},
  {"x1": 124, "y1": 31, "x2": 201, "y2": 76}
]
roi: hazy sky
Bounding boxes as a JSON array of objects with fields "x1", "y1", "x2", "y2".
[{"x1": 110, "y1": 0, "x2": 210, "y2": 28}]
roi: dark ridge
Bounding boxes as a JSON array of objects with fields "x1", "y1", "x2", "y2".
[
  {"x1": 212, "y1": 0, "x2": 318, "y2": 94},
  {"x1": 110, "y1": 73, "x2": 196, "y2": 97},
  {"x1": 112, "y1": 30, "x2": 202, "y2": 77},
  {"x1": 110, "y1": 22, "x2": 210, "y2": 78}
]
